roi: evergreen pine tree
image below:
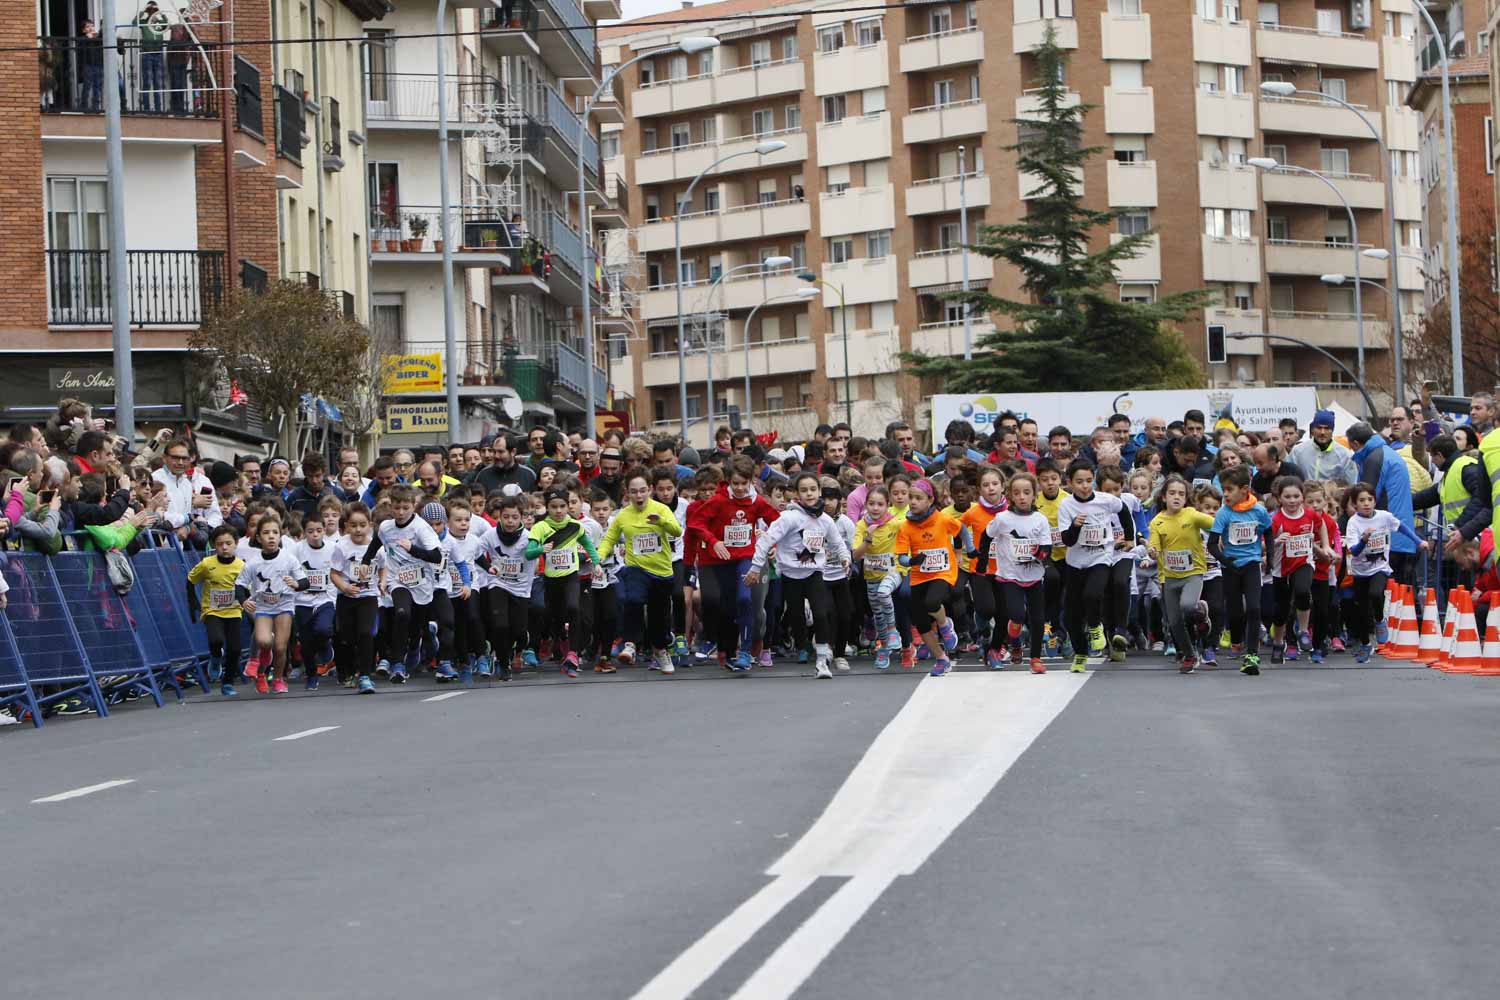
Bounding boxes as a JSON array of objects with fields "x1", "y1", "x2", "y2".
[{"x1": 905, "y1": 26, "x2": 1205, "y2": 392}]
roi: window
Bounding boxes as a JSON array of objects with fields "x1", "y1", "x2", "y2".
[
  {"x1": 1320, "y1": 147, "x2": 1350, "y2": 175},
  {"x1": 645, "y1": 195, "x2": 660, "y2": 221},
  {"x1": 1257, "y1": 2, "x2": 1279, "y2": 27},
  {"x1": 829, "y1": 237, "x2": 855, "y2": 263},
  {"x1": 939, "y1": 222, "x2": 963, "y2": 249},
  {"x1": 1267, "y1": 215, "x2": 1289, "y2": 241},
  {"x1": 601, "y1": 133, "x2": 620, "y2": 159},
  {"x1": 639, "y1": 62, "x2": 654, "y2": 86},
  {"x1": 863, "y1": 88, "x2": 887, "y2": 114},
  {"x1": 1113, "y1": 135, "x2": 1146, "y2": 163},
  {"x1": 855, "y1": 17, "x2": 882, "y2": 46},
  {"x1": 965, "y1": 3, "x2": 978, "y2": 28},
  {"x1": 670, "y1": 123, "x2": 691, "y2": 148},
  {"x1": 1325, "y1": 212, "x2": 1351, "y2": 246},
  {"x1": 1225, "y1": 137, "x2": 1247, "y2": 164},
  {"x1": 1232, "y1": 283, "x2": 1253, "y2": 310},
  {"x1": 1230, "y1": 209, "x2": 1250, "y2": 240},
  {"x1": 642, "y1": 127, "x2": 657, "y2": 151},
  {"x1": 826, "y1": 163, "x2": 851, "y2": 193},
  {"x1": 758, "y1": 178, "x2": 777, "y2": 204},
  {"x1": 678, "y1": 259, "x2": 697, "y2": 285},
  {"x1": 751, "y1": 108, "x2": 774, "y2": 135},
  {"x1": 699, "y1": 50, "x2": 715, "y2": 75},
  {"x1": 1204, "y1": 207, "x2": 1227, "y2": 238},
  {"x1": 703, "y1": 189, "x2": 719, "y2": 212},
  {"x1": 785, "y1": 104, "x2": 801, "y2": 130},
  {"x1": 1118, "y1": 209, "x2": 1150, "y2": 236},
  {"x1": 1110, "y1": 61, "x2": 1144, "y2": 89},
  {"x1": 1111, "y1": 0, "x2": 1142, "y2": 15},
  {"x1": 1221, "y1": 0, "x2": 1239, "y2": 22},
  {"x1": 1488, "y1": 118, "x2": 1495, "y2": 175},
  {"x1": 1316, "y1": 7, "x2": 1342, "y2": 35},
  {"x1": 1326, "y1": 286, "x2": 1354, "y2": 314},
  {"x1": 371, "y1": 295, "x2": 403, "y2": 346},
  {"x1": 934, "y1": 80, "x2": 955, "y2": 106},
  {"x1": 1222, "y1": 65, "x2": 1244, "y2": 94},
  {"x1": 822, "y1": 94, "x2": 846, "y2": 123},
  {"x1": 1196, "y1": 0, "x2": 1216, "y2": 17},
  {"x1": 782, "y1": 34, "x2": 799, "y2": 60},
  {"x1": 790, "y1": 241, "x2": 806, "y2": 268},
  {"x1": 751, "y1": 39, "x2": 772, "y2": 66},
  {"x1": 929, "y1": 8, "x2": 952, "y2": 34},
  {"x1": 1320, "y1": 77, "x2": 1347, "y2": 103},
  {"x1": 1197, "y1": 64, "x2": 1219, "y2": 93},
  {"x1": 1120, "y1": 283, "x2": 1155, "y2": 303},
  {"x1": 1264, "y1": 143, "x2": 1287, "y2": 166},
  {"x1": 817, "y1": 25, "x2": 845, "y2": 53},
  {"x1": 366, "y1": 161, "x2": 399, "y2": 232},
  {"x1": 867, "y1": 230, "x2": 891, "y2": 257},
  {"x1": 708, "y1": 254, "x2": 723, "y2": 280},
  {"x1": 701, "y1": 118, "x2": 717, "y2": 142},
  {"x1": 669, "y1": 54, "x2": 688, "y2": 81}
]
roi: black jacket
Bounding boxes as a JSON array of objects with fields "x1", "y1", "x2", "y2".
[{"x1": 1411, "y1": 453, "x2": 1492, "y2": 541}]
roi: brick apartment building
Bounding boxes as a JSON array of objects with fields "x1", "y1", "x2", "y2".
[{"x1": 603, "y1": 0, "x2": 1431, "y2": 444}]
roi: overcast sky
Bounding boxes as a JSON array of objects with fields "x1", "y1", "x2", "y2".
[{"x1": 615, "y1": 0, "x2": 693, "y2": 22}]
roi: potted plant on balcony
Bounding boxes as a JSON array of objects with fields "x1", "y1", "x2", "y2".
[
  {"x1": 370, "y1": 210, "x2": 389, "y2": 252},
  {"x1": 480, "y1": 227, "x2": 499, "y2": 249},
  {"x1": 408, "y1": 214, "x2": 430, "y2": 252}
]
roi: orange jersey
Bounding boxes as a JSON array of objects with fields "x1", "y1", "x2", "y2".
[
  {"x1": 895, "y1": 509, "x2": 963, "y2": 586},
  {"x1": 959, "y1": 500, "x2": 1004, "y2": 575}
]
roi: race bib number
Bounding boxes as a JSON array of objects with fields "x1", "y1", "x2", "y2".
[
  {"x1": 449, "y1": 566, "x2": 463, "y2": 588},
  {"x1": 209, "y1": 588, "x2": 236, "y2": 611},
  {"x1": 396, "y1": 566, "x2": 421, "y2": 586},
  {"x1": 920, "y1": 548, "x2": 950, "y2": 574},
  {"x1": 306, "y1": 572, "x2": 327, "y2": 591},
  {"x1": 547, "y1": 547, "x2": 578, "y2": 573},
  {"x1": 1364, "y1": 530, "x2": 1388, "y2": 555},
  {"x1": 632, "y1": 532, "x2": 662, "y2": 556},
  {"x1": 592, "y1": 564, "x2": 606, "y2": 586},
  {"x1": 724, "y1": 523, "x2": 752, "y2": 548},
  {"x1": 1163, "y1": 550, "x2": 1193, "y2": 573},
  {"x1": 803, "y1": 530, "x2": 824, "y2": 552},
  {"x1": 1079, "y1": 522, "x2": 1108, "y2": 547},
  {"x1": 865, "y1": 553, "x2": 892, "y2": 574},
  {"x1": 1228, "y1": 520, "x2": 1258, "y2": 546},
  {"x1": 1009, "y1": 537, "x2": 1036, "y2": 563},
  {"x1": 1284, "y1": 533, "x2": 1313, "y2": 559},
  {"x1": 1050, "y1": 527, "x2": 1063, "y2": 547},
  {"x1": 351, "y1": 564, "x2": 373, "y2": 583}
]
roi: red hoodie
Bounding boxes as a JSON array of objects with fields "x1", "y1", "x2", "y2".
[{"x1": 686, "y1": 482, "x2": 780, "y2": 565}]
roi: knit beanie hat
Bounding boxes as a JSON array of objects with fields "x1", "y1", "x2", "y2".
[
  {"x1": 1311, "y1": 409, "x2": 1336, "y2": 429},
  {"x1": 421, "y1": 501, "x2": 446, "y2": 524}
]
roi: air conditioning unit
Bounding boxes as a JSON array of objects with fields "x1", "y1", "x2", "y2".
[{"x1": 1349, "y1": 0, "x2": 1371, "y2": 31}]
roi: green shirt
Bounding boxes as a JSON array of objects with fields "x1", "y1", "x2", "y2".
[
  {"x1": 526, "y1": 517, "x2": 599, "y2": 579},
  {"x1": 599, "y1": 499, "x2": 682, "y2": 578}
]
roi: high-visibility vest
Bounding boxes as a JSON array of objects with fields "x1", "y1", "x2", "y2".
[
  {"x1": 1479, "y1": 431, "x2": 1500, "y2": 531},
  {"x1": 1440, "y1": 453, "x2": 1479, "y2": 527}
]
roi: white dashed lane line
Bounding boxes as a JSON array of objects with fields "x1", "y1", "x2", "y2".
[
  {"x1": 272, "y1": 726, "x2": 341, "y2": 742},
  {"x1": 32, "y1": 779, "x2": 137, "y2": 804},
  {"x1": 421, "y1": 691, "x2": 468, "y2": 703}
]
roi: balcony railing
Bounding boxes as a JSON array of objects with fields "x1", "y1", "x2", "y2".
[
  {"x1": 549, "y1": 339, "x2": 609, "y2": 401},
  {"x1": 368, "y1": 204, "x2": 523, "y2": 252},
  {"x1": 396, "y1": 340, "x2": 510, "y2": 387},
  {"x1": 40, "y1": 35, "x2": 220, "y2": 117},
  {"x1": 235, "y1": 56, "x2": 263, "y2": 137},
  {"x1": 274, "y1": 85, "x2": 303, "y2": 163},
  {"x1": 544, "y1": 86, "x2": 600, "y2": 178},
  {"x1": 365, "y1": 72, "x2": 504, "y2": 123},
  {"x1": 47, "y1": 249, "x2": 226, "y2": 326},
  {"x1": 324, "y1": 97, "x2": 343, "y2": 158},
  {"x1": 548, "y1": 212, "x2": 585, "y2": 278},
  {"x1": 539, "y1": 0, "x2": 595, "y2": 68},
  {"x1": 507, "y1": 355, "x2": 554, "y2": 403}
]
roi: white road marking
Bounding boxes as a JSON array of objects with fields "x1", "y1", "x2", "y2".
[
  {"x1": 272, "y1": 726, "x2": 341, "y2": 742},
  {"x1": 32, "y1": 779, "x2": 136, "y2": 804},
  {"x1": 630, "y1": 672, "x2": 1090, "y2": 1000},
  {"x1": 422, "y1": 691, "x2": 468, "y2": 703}
]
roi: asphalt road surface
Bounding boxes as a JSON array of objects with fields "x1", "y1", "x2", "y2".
[{"x1": 5, "y1": 654, "x2": 1499, "y2": 1000}]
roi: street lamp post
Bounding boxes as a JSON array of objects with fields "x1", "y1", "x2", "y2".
[
  {"x1": 674, "y1": 141, "x2": 787, "y2": 440},
  {"x1": 701, "y1": 256, "x2": 792, "y2": 430},
  {"x1": 796, "y1": 272, "x2": 850, "y2": 425},
  {"x1": 435, "y1": 0, "x2": 460, "y2": 438},
  {"x1": 578, "y1": 38, "x2": 719, "y2": 441},
  {"x1": 743, "y1": 288, "x2": 822, "y2": 422},
  {"x1": 959, "y1": 144, "x2": 972, "y2": 361},
  {"x1": 1248, "y1": 158, "x2": 1365, "y2": 389},
  {"x1": 1229, "y1": 332, "x2": 1378, "y2": 419}
]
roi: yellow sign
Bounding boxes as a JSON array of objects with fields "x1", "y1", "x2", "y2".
[
  {"x1": 383, "y1": 402, "x2": 449, "y2": 435},
  {"x1": 383, "y1": 353, "x2": 444, "y2": 394}
]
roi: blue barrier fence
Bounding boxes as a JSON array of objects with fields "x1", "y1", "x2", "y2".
[{"x1": 1, "y1": 533, "x2": 209, "y2": 728}]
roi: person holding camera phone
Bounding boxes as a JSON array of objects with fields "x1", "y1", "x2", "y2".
[{"x1": 152, "y1": 437, "x2": 221, "y2": 546}]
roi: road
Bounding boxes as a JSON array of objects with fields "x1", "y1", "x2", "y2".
[{"x1": 4, "y1": 655, "x2": 1499, "y2": 999}]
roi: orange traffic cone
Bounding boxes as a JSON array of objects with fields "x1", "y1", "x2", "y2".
[
  {"x1": 1435, "y1": 591, "x2": 1459, "y2": 669},
  {"x1": 1447, "y1": 592, "x2": 1484, "y2": 673},
  {"x1": 1387, "y1": 586, "x2": 1421, "y2": 660},
  {"x1": 1377, "y1": 583, "x2": 1404, "y2": 655},
  {"x1": 1416, "y1": 588, "x2": 1443, "y2": 664},
  {"x1": 1476, "y1": 619, "x2": 1500, "y2": 676}
]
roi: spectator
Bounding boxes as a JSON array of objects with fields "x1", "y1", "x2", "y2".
[
  {"x1": 470, "y1": 432, "x2": 537, "y2": 496},
  {"x1": 237, "y1": 454, "x2": 264, "y2": 491},
  {"x1": 652, "y1": 439, "x2": 694, "y2": 482},
  {"x1": 1249, "y1": 443, "x2": 1304, "y2": 498},
  {"x1": 1017, "y1": 418, "x2": 1042, "y2": 464},
  {"x1": 136, "y1": 2, "x2": 170, "y2": 112},
  {"x1": 943, "y1": 419, "x2": 988, "y2": 463},
  {"x1": 391, "y1": 449, "x2": 417, "y2": 483},
  {"x1": 1278, "y1": 416, "x2": 1302, "y2": 449},
  {"x1": 1109, "y1": 413, "x2": 1137, "y2": 466},
  {"x1": 594, "y1": 449, "x2": 625, "y2": 504},
  {"x1": 1046, "y1": 426, "x2": 1073, "y2": 462},
  {"x1": 153, "y1": 438, "x2": 221, "y2": 541},
  {"x1": 71, "y1": 430, "x2": 113, "y2": 475},
  {"x1": 287, "y1": 453, "x2": 337, "y2": 516},
  {"x1": 526, "y1": 427, "x2": 550, "y2": 470},
  {"x1": 820, "y1": 436, "x2": 850, "y2": 478},
  {"x1": 80, "y1": 20, "x2": 103, "y2": 110},
  {"x1": 1290, "y1": 410, "x2": 1358, "y2": 483},
  {"x1": 575, "y1": 437, "x2": 601, "y2": 484},
  {"x1": 1347, "y1": 421, "x2": 1418, "y2": 582},
  {"x1": 446, "y1": 444, "x2": 467, "y2": 478},
  {"x1": 1471, "y1": 392, "x2": 1496, "y2": 436},
  {"x1": 360, "y1": 455, "x2": 400, "y2": 506}
]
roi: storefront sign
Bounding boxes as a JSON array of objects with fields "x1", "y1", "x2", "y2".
[
  {"x1": 50, "y1": 367, "x2": 116, "y2": 399},
  {"x1": 382, "y1": 353, "x2": 444, "y2": 395},
  {"x1": 383, "y1": 402, "x2": 449, "y2": 435}
]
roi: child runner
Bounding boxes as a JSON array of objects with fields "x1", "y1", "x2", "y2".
[
  {"x1": 1207, "y1": 466, "x2": 1272, "y2": 676},
  {"x1": 652, "y1": 467, "x2": 694, "y2": 666},
  {"x1": 187, "y1": 524, "x2": 244, "y2": 696},
  {"x1": 1147, "y1": 475, "x2": 1217, "y2": 673},
  {"x1": 376, "y1": 485, "x2": 445, "y2": 684},
  {"x1": 1193, "y1": 485, "x2": 1225, "y2": 664},
  {"x1": 895, "y1": 479, "x2": 968, "y2": 677},
  {"x1": 292, "y1": 515, "x2": 336, "y2": 690},
  {"x1": 236, "y1": 515, "x2": 307, "y2": 694},
  {"x1": 1057, "y1": 459, "x2": 1125, "y2": 672},
  {"x1": 1095, "y1": 465, "x2": 1139, "y2": 662},
  {"x1": 820, "y1": 477, "x2": 857, "y2": 671},
  {"x1": 852, "y1": 485, "x2": 902, "y2": 670},
  {"x1": 1302, "y1": 481, "x2": 1343, "y2": 663},
  {"x1": 582, "y1": 489, "x2": 620, "y2": 672},
  {"x1": 960, "y1": 466, "x2": 1008, "y2": 667},
  {"x1": 1268, "y1": 476, "x2": 1331, "y2": 664},
  {"x1": 421, "y1": 501, "x2": 464, "y2": 683},
  {"x1": 476, "y1": 495, "x2": 533, "y2": 682},
  {"x1": 687, "y1": 455, "x2": 781, "y2": 671},
  {"x1": 1034, "y1": 459, "x2": 1070, "y2": 657},
  {"x1": 329, "y1": 502, "x2": 380, "y2": 693},
  {"x1": 984, "y1": 471, "x2": 1052, "y2": 673},
  {"x1": 601, "y1": 471, "x2": 683, "y2": 673},
  {"x1": 1344, "y1": 482, "x2": 1427, "y2": 662},
  {"x1": 525, "y1": 487, "x2": 601, "y2": 678},
  {"x1": 444, "y1": 499, "x2": 487, "y2": 685}
]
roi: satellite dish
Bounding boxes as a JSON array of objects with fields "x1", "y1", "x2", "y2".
[{"x1": 501, "y1": 395, "x2": 523, "y2": 422}]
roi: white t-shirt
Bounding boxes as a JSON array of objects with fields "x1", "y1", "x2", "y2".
[
  {"x1": 1105, "y1": 494, "x2": 1141, "y2": 567},
  {"x1": 986, "y1": 509, "x2": 1052, "y2": 585},
  {"x1": 822, "y1": 514, "x2": 857, "y2": 582},
  {"x1": 236, "y1": 547, "x2": 306, "y2": 616},
  {"x1": 448, "y1": 531, "x2": 490, "y2": 592},
  {"x1": 292, "y1": 539, "x2": 335, "y2": 609},
  {"x1": 478, "y1": 527, "x2": 535, "y2": 598},
  {"x1": 1346, "y1": 509, "x2": 1401, "y2": 578},
  {"x1": 1057, "y1": 492, "x2": 1126, "y2": 570},
  {"x1": 378, "y1": 515, "x2": 442, "y2": 605},
  {"x1": 329, "y1": 536, "x2": 378, "y2": 598}
]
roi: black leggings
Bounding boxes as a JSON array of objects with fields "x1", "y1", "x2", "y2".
[
  {"x1": 1274, "y1": 564, "x2": 1313, "y2": 633},
  {"x1": 780, "y1": 574, "x2": 834, "y2": 650},
  {"x1": 1043, "y1": 560, "x2": 1065, "y2": 636},
  {"x1": 1104, "y1": 560, "x2": 1132, "y2": 637},
  {"x1": 453, "y1": 592, "x2": 484, "y2": 659},
  {"x1": 969, "y1": 574, "x2": 1004, "y2": 652},
  {"x1": 1310, "y1": 578, "x2": 1333, "y2": 649},
  {"x1": 1221, "y1": 562, "x2": 1263, "y2": 655},
  {"x1": 385, "y1": 589, "x2": 455, "y2": 663},
  {"x1": 828, "y1": 577, "x2": 854, "y2": 657},
  {"x1": 909, "y1": 578, "x2": 953, "y2": 635},
  {"x1": 1000, "y1": 580, "x2": 1046, "y2": 658},
  {"x1": 544, "y1": 574, "x2": 581, "y2": 653},
  {"x1": 1063, "y1": 563, "x2": 1109, "y2": 652},
  {"x1": 1350, "y1": 571, "x2": 1389, "y2": 645},
  {"x1": 484, "y1": 587, "x2": 530, "y2": 664},
  {"x1": 334, "y1": 595, "x2": 377, "y2": 681},
  {"x1": 582, "y1": 585, "x2": 619, "y2": 657},
  {"x1": 1201, "y1": 576, "x2": 1224, "y2": 650},
  {"x1": 203, "y1": 615, "x2": 243, "y2": 682}
]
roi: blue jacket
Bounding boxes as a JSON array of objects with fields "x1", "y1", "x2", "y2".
[{"x1": 1351, "y1": 437, "x2": 1416, "y2": 553}]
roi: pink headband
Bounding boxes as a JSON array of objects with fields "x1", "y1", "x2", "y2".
[{"x1": 911, "y1": 479, "x2": 934, "y2": 497}]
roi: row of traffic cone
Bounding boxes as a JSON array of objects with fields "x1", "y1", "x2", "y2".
[{"x1": 1411, "y1": 585, "x2": 1500, "y2": 676}]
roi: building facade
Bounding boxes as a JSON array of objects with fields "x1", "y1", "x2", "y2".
[{"x1": 604, "y1": 0, "x2": 1431, "y2": 443}]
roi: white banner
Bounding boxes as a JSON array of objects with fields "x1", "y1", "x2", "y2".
[{"x1": 932, "y1": 388, "x2": 1320, "y2": 439}]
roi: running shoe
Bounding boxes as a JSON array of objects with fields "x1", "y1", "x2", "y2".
[
  {"x1": 563, "y1": 652, "x2": 580, "y2": 678},
  {"x1": 798, "y1": 647, "x2": 811, "y2": 664},
  {"x1": 271, "y1": 678, "x2": 289, "y2": 694},
  {"x1": 375, "y1": 659, "x2": 391, "y2": 678},
  {"x1": 885, "y1": 628, "x2": 903, "y2": 651},
  {"x1": 390, "y1": 664, "x2": 408, "y2": 684},
  {"x1": 617, "y1": 641, "x2": 637, "y2": 666},
  {"x1": 435, "y1": 661, "x2": 457, "y2": 681},
  {"x1": 341, "y1": 676, "x2": 357, "y2": 688},
  {"x1": 1165, "y1": 644, "x2": 1177, "y2": 659},
  {"x1": 874, "y1": 647, "x2": 891, "y2": 670},
  {"x1": 1088, "y1": 625, "x2": 1107, "y2": 656},
  {"x1": 596, "y1": 659, "x2": 617, "y2": 674},
  {"x1": 757, "y1": 650, "x2": 775, "y2": 668},
  {"x1": 1058, "y1": 636, "x2": 1074, "y2": 659},
  {"x1": 656, "y1": 650, "x2": 676, "y2": 675},
  {"x1": 1010, "y1": 641, "x2": 1025, "y2": 665},
  {"x1": 674, "y1": 635, "x2": 689, "y2": 659},
  {"x1": 814, "y1": 658, "x2": 833, "y2": 679},
  {"x1": 1298, "y1": 630, "x2": 1314, "y2": 652},
  {"x1": 1310, "y1": 650, "x2": 1324, "y2": 664},
  {"x1": 958, "y1": 640, "x2": 980, "y2": 655},
  {"x1": 695, "y1": 639, "x2": 716, "y2": 661},
  {"x1": 732, "y1": 651, "x2": 754, "y2": 672},
  {"x1": 833, "y1": 656, "x2": 850, "y2": 672},
  {"x1": 1043, "y1": 625, "x2": 1059, "y2": 657},
  {"x1": 1375, "y1": 620, "x2": 1390, "y2": 645},
  {"x1": 1071, "y1": 654, "x2": 1088, "y2": 673},
  {"x1": 1270, "y1": 642, "x2": 1285, "y2": 665},
  {"x1": 220, "y1": 682, "x2": 237, "y2": 697},
  {"x1": 609, "y1": 638, "x2": 624, "y2": 659},
  {"x1": 930, "y1": 657, "x2": 952, "y2": 677},
  {"x1": 986, "y1": 648, "x2": 1006, "y2": 670},
  {"x1": 1110, "y1": 631, "x2": 1129, "y2": 655},
  {"x1": 244, "y1": 657, "x2": 259, "y2": 679},
  {"x1": 357, "y1": 675, "x2": 376, "y2": 694},
  {"x1": 916, "y1": 642, "x2": 931, "y2": 661},
  {"x1": 475, "y1": 655, "x2": 493, "y2": 679},
  {"x1": 56, "y1": 697, "x2": 92, "y2": 716},
  {"x1": 304, "y1": 674, "x2": 319, "y2": 691},
  {"x1": 1240, "y1": 654, "x2": 1261, "y2": 676},
  {"x1": 1330, "y1": 637, "x2": 1346, "y2": 653},
  {"x1": 900, "y1": 646, "x2": 916, "y2": 669},
  {"x1": 1107, "y1": 640, "x2": 1127, "y2": 663},
  {"x1": 1180, "y1": 655, "x2": 1197, "y2": 675},
  {"x1": 208, "y1": 656, "x2": 222, "y2": 684},
  {"x1": 1030, "y1": 658, "x2": 1047, "y2": 675},
  {"x1": 1150, "y1": 640, "x2": 1165, "y2": 654},
  {"x1": 255, "y1": 675, "x2": 269, "y2": 695},
  {"x1": 1284, "y1": 645, "x2": 1299, "y2": 662},
  {"x1": 522, "y1": 649, "x2": 539, "y2": 668},
  {"x1": 938, "y1": 619, "x2": 959, "y2": 652},
  {"x1": 1355, "y1": 644, "x2": 1372, "y2": 664},
  {"x1": 1201, "y1": 648, "x2": 1217, "y2": 666}
]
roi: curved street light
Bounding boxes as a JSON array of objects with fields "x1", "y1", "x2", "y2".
[
  {"x1": 1228, "y1": 331, "x2": 1377, "y2": 419},
  {"x1": 701, "y1": 256, "x2": 792, "y2": 428},
  {"x1": 743, "y1": 287, "x2": 821, "y2": 418}
]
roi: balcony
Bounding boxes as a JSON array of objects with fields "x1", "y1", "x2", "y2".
[
  {"x1": 46, "y1": 249, "x2": 225, "y2": 327},
  {"x1": 1106, "y1": 161, "x2": 1157, "y2": 207},
  {"x1": 814, "y1": 41, "x2": 888, "y2": 97},
  {"x1": 1382, "y1": 35, "x2": 1417, "y2": 84},
  {"x1": 1258, "y1": 96, "x2": 1383, "y2": 141},
  {"x1": 1103, "y1": 87, "x2": 1155, "y2": 134},
  {"x1": 824, "y1": 328, "x2": 902, "y2": 377},
  {"x1": 1201, "y1": 237, "x2": 1261, "y2": 282},
  {"x1": 1013, "y1": 16, "x2": 1078, "y2": 54},
  {"x1": 900, "y1": 27, "x2": 983, "y2": 73},
  {"x1": 1194, "y1": 90, "x2": 1254, "y2": 138},
  {"x1": 1015, "y1": 88, "x2": 1081, "y2": 121},
  {"x1": 544, "y1": 212, "x2": 588, "y2": 304},
  {"x1": 1394, "y1": 178, "x2": 1421, "y2": 221},
  {"x1": 909, "y1": 320, "x2": 996, "y2": 359},
  {"x1": 1020, "y1": 166, "x2": 1083, "y2": 200},
  {"x1": 478, "y1": 0, "x2": 542, "y2": 59},
  {"x1": 394, "y1": 339, "x2": 513, "y2": 391},
  {"x1": 903, "y1": 99, "x2": 986, "y2": 144},
  {"x1": 364, "y1": 73, "x2": 503, "y2": 130},
  {"x1": 635, "y1": 127, "x2": 807, "y2": 186},
  {"x1": 635, "y1": 198, "x2": 811, "y2": 253},
  {"x1": 906, "y1": 172, "x2": 990, "y2": 216},
  {"x1": 1100, "y1": 13, "x2": 1151, "y2": 59},
  {"x1": 1264, "y1": 239, "x2": 1387, "y2": 280},
  {"x1": 322, "y1": 97, "x2": 344, "y2": 171},
  {"x1": 1255, "y1": 23, "x2": 1379, "y2": 70},
  {"x1": 632, "y1": 58, "x2": 804, "y2": 118},
  {"x1": 638, "y1": 268, "x2": 807, "y2": 321},
  {"x1": 543, "y1": 86, "x2": 600, "y2": 182},
  {"x1": 1109, "y1": 233, "x2": 1161, "y2": 282},
  {"x1": 1205, "y1": 308, "x2": 1266, "y2": 355},
  {"x1": 509, "y1": 355, "x2": 555, "y2": 404},
  {"x1": 535, "y1": 0, "x2": 597, "y2": 83},
  {"x1": 1260, "y1": 168, "x2": 1385, "y2": 211},
  {"x1": 640, "y1": 337, "x2": 817, "y2": 388},
  {"x1": 1197, "y1": 161, "x2": 1257, "y2": 210},
  {"x1": 1192, "y1": 15, "x2": 1251, "y2": 64},
  {"x1": 820, "y1": 186, "x2": 895, "y2": 238},
  {"x1": 549, "y1": 339, "x2": 609, "y2": 407},
  {"x1": 815, "y1": 113, "x2": 891, "y2": 167},
  {"x1": 908, "y1": 249, "x2": 993, "y2": 290},
  {"x1": 368, "y1": 205, "x2": 517, "y2": 267},
  {"x1": 1268, "y1": 311, "x2": 1390, "y2": 350},
  {"x1": 39, "y1": 36, "x2": 220, "y2": 120}
]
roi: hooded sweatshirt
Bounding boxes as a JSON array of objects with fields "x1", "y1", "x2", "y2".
[{"x1": 687, "y1": 481, "x2": 781, "y2": 565}]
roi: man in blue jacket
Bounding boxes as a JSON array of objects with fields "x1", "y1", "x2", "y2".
[{"x1": 1347, "y1": 421, "x2": 1417, "y2": 583}]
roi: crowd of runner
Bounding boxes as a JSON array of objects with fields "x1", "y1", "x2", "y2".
[{"x1": 5, "y1": 390, "x2": 1500, "y2": 720}]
